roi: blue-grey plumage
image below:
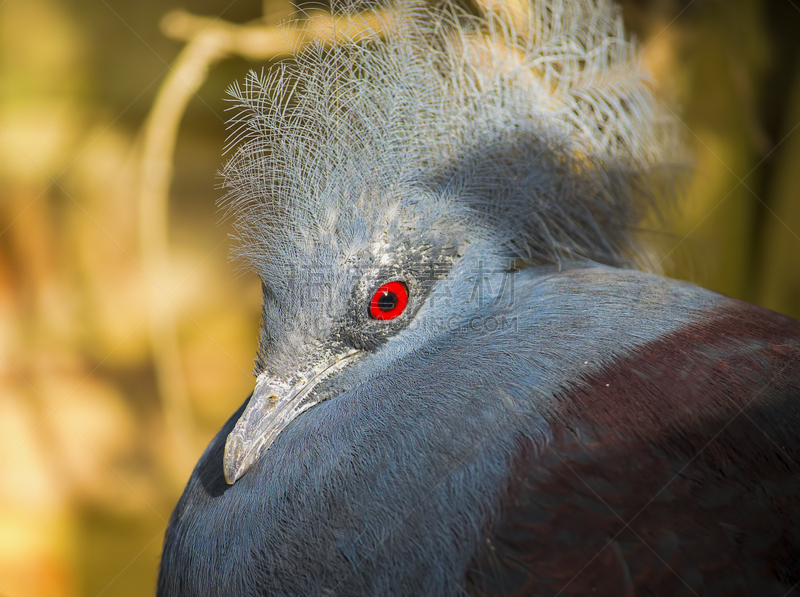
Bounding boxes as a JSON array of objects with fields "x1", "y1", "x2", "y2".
[
  {"x1": 158, "y1": 0, "x2": 800, "y2": 594},
  {"x1": 159, "y1": 263, "x2": 800, "y2": 595}
]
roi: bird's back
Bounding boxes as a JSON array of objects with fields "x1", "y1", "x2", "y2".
[{"x1": 467, "y1": 270, "x2": 800, "y2": 596}]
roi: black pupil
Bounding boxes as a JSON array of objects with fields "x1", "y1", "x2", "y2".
[{"x1": 377, "y1": 291, "x2": 398, "y2": 312}]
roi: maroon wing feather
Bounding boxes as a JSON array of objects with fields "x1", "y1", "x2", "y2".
[{"x1": 467, "y1": 303, "x2": 800, "y2": 596}]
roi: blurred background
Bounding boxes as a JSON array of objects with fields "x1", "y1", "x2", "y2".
[{"x1": 0, "y1": 0, "x2": 798, "y2": 595}]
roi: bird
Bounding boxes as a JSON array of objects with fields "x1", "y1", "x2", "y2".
[{"x1": 157, "y1": 0, "x2": 800, "y2": 595}]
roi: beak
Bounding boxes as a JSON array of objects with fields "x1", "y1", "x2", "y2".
[{"x1": 223, "y1": 349, "x2": 363, "y2": 484}]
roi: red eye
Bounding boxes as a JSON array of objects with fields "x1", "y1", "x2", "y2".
[{"x1": 369, "y1": 281, "x2": 408, "y2": 320}]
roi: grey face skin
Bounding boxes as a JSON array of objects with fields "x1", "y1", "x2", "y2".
[{"x1": 223, "y1": 235, "x2": 462, "y2": 484}]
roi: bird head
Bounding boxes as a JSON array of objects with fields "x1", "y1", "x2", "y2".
[
  {"x1": 222, "y1": 182, "x2": 475, "y2": 483},
  {"x1": 219, "y1": 0, "x2": 674, "y2": 483}
]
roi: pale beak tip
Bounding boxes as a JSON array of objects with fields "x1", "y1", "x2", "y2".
[
  {"x1": 223, "y1": 464, "x2": 237, "y2": 485},
  {"x1": 223, "y1": 437, "x2": 247, "y2": 485}
]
